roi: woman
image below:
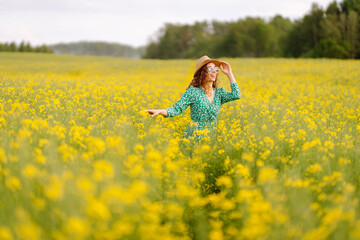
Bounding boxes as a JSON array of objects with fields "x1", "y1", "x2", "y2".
[{"x1": 147, "y1": 55, "x2": 241, "y2": 143}]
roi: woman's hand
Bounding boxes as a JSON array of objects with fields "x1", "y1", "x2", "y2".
[
  {"x1": 220, "y1": 61, "x2": 233, "y2": 76},
  {"x1": 146, "y1": 109, "x2": 165, "y2": 117},
  {"x1": 220, "y1": 61, "x2": 236, "y2": 84}
]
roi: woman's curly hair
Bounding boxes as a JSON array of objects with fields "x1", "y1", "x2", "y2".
[{"x1": 186, "y1": 65, "x2": 220, "y2": 90}]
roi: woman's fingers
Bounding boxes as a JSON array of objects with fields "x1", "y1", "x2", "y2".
[
  {"x1": 147, "y1": 110, "x2": 156, "y2": 116},
  {"x1": 219, "y1": 61, "x2": 232, "y2": 75},
  {"x1": 152, "y1": 111, "x2": 159, "y2": 117},
  {"x1": 146, "y1": 109, "x2": 159, "y2": 117},
  {"x1": 220, "y1": 62, "x2": 229, "y2": 69}
]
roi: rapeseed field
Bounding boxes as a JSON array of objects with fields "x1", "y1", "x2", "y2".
[{"x1": 0, "y1": 52, "x2": 359, "y2": 239}]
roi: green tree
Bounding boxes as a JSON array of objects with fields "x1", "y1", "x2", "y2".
[
  {"x1": 320, "y1": 14, "x2": 342, "y2": 41},
  {"x1": 326, "y1": 0, "x2": 341, "y2": 15},
  {"x1": 269, "y1": 15, "x2": 294, "y2": 57},
  {"x1": 9, "y1": 42, "x2": 17, "y2": 52},
  {"x1": 249, "y1": 18, "x2": 273, "y2": 57},
  {"x1": 214, "y1": 17, "x2": 274, "y2": 58},
  {"x1": 346, "y1": 10, "x2": 359, "y2": 57},
  {"x1": 340, "y1": 0, "x2": 360, "y2": 58},
  {"x1": 144, "y1": 23, "x2": 192, "y2": 59},
  {"x1": 35, "y1": 44, "x2": 53, "y2": 53},
  {"x1": 340, "y1": 0, "x2": 360, "y2": 14},
  {"x1": 184, "y1": 21, "x2": 214, "y2": 58},
  {"x1": 25, "y1": 42, "x2": 32, "y2": 52},
  {"x1": 285, "y1": 3, "x2": 325, "y2": 57},
  {"x1": 19, "y1": 41, "x2": 26, "y2": 52},
  {"x1": 313, "y1": 38, "x2": 349, "y2": 58}
]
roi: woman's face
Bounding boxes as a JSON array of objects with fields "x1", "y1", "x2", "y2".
[{"x1": 205, "y1": 62, "x2": 218, "y2": 82}]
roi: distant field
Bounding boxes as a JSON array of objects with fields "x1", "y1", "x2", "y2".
[{"x1": 0, "y1": 52, "x2": 359, "y2": 239}]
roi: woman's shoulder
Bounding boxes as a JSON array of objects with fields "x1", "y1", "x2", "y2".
[
  {"x1": 189, "y1": 86, "x2": 223, "y2": 90},
  {"x1": 189, "y1": 86, "x2": 198, "y2": 89},
  {"x1": 188, "y1": 86, "x2": 224, "y2": 92},
  {"x1": 185, "y1": 86, "x2": 198, "y2": 95},
  {"x1": 188, "y1": 86, "x2": 201, "y2": 92}
]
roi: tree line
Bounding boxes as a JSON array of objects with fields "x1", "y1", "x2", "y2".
[
  {"x1": 1, "y1": 0, "x2": 358, "y2": 59},
  {"x1": 0, "y1": 41, "x2": 53, "y2": 53},
  {"x1": 49, "y1": 41, "x2": 144, "y2": 59},
  {"x1": 143, "y1": 0, "x2": 360, "y2": 59}
]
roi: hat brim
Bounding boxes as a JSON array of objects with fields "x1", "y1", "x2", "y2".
[{"x1": 193, "y1": 59, "x2": 221, "y2": 77}]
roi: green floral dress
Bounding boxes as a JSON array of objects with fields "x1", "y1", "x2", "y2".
[{"x1": 164, "y1": 82, "x2": 241, "y2": 141}]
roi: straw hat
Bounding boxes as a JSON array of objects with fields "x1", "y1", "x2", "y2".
[{"x1": 193, "y1": 55, "x2": 221, "y2": 77}]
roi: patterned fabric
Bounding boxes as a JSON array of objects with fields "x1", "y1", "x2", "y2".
[{"x1": 164, "y1": 82, "x2": 241, "y2": 140}]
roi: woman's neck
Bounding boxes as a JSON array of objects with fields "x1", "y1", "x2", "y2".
[{"x1": 201, "y1": 81, "x2": 214, "y2": 94}]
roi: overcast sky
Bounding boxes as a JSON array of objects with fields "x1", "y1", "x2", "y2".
[{"x1": 1, "y1": 0, "x2": 335, "y2": 47}]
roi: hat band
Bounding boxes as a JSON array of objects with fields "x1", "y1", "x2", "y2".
[
  {"x1": 202, "y1": 59, "x2": 211, "y2": 64},
  {"x1": 197, "y1": 59, "x2": 211, "y2": 69}
]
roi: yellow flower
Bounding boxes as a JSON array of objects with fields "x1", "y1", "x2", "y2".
[
  {"x1": 106, "y1": 136, "x2": 123, "y2": 148},
  {"x1": 284, "y1": 178, "x2": 311, "y2": 188},
  {"x1": 49, "y1": 125, "x2": 66, "y2": 139},
  {"x1": 209, "y1": 229, "x2": 224, "y2": 240},
  {"x1": 76, "y1": 176, "x2": 95, "y2": 194},
  {"x1": 34, "y1": 148, "x2": 46, "y2": 164},
  {"x1": 220, "y1": 199, "x2": 236, "y2": 210},
  {"x1": 145, "y1": 149, "x2": 162, "y2": 162},
  {"x1": 350, "y1": 220, "x2": 360, "y2": 239},
  {"x1": 218, "y1": 149, "x2": 225, "y2": 155},
  {"x1": 324, "y1": 140, "x2": 334, "y2": 150},
  {"x1": 177, "y1": 183, "x2": 199, "y2": 199},
  {"x1": 6, "y1": 176, "x2": 22, "y2": 191},
  {"x1": 57, "y1": 144, "x2": 76, "y2": 162},
  {"x1": 16, "y1": 222, "x2": 41, "y2": 240},
  {"x1": 306, "y1": 163, "x2": 322, "y2": 174},
  {"x1": 278, "y1": 129, "x2": 286, "y2": 140},
  {"x1": 65, "y1": 217, "x2": 90, "y2": 238},
  {"x1": 0, "y1": 148, "x2": 7, "y2": 163},
  {"x1": 256, "y1": 159, "x2": 264, "y2": 167},
  {"x1": 196, "y1": 144, "x2": 211, "y2": 154},
  {"x1": 133, "y1": 143, "x2": 144, "y2": 153},
  {"x1": 234, "y1": 163, "x2": 251, "y2": 178},
  {"x1": 111, "y1": 221, "x2": 134, "y2": 239},
  {"x1": 338, "y1": 157, "x2": 351, "y2": 165},
  {"x1": 0, "y1": 117, "x2": 6, "y2": 128},
  {"x1": 22, "y1": 164, "x2": 39, "y2": 178},
  {"x1": 44, "y1": 175, "x2": 64, "y2": 200},
  {"x1": 86, "y1": 136, "x2": 106, "y2": 155},
  {"x1": 216, "y1": 175, "x2": 233, "y2": 188},
  {"x1": 86, "y1": 198, "x2": 111, "y2": 220},
  {"x1": 258, "y1": 166, "x2": 278, "y2": 184},
  {"x1": 0, "y1": 226, "x2": 13, "y2": 240},
  {"x1": 32, "y1": 197, "x2": 46, "y2": 211},
  {"x1": 242, "y1": 152, "x2": 254, "y2": 162},
  {"x1": 70, "y1": 125, "x2": 90, "y2": 147},
  {"x1": 93, "y1": 160, "x2": 114, "y2": 181},
  {"x1": 263, "y1": 137, "x2": 274, "y2": 149}
]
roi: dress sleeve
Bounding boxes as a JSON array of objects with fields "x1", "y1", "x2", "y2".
[
  {"x1": 164, "y1": 87, "x2": 194, "y2": 118},
  {"x1": 220, "y1": 82, "x2": 241, "y2": 105}
]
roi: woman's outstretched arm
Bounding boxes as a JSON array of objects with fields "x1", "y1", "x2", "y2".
[{"x1": 147, "y1": 87, "x2": 194, "y2": 118}]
